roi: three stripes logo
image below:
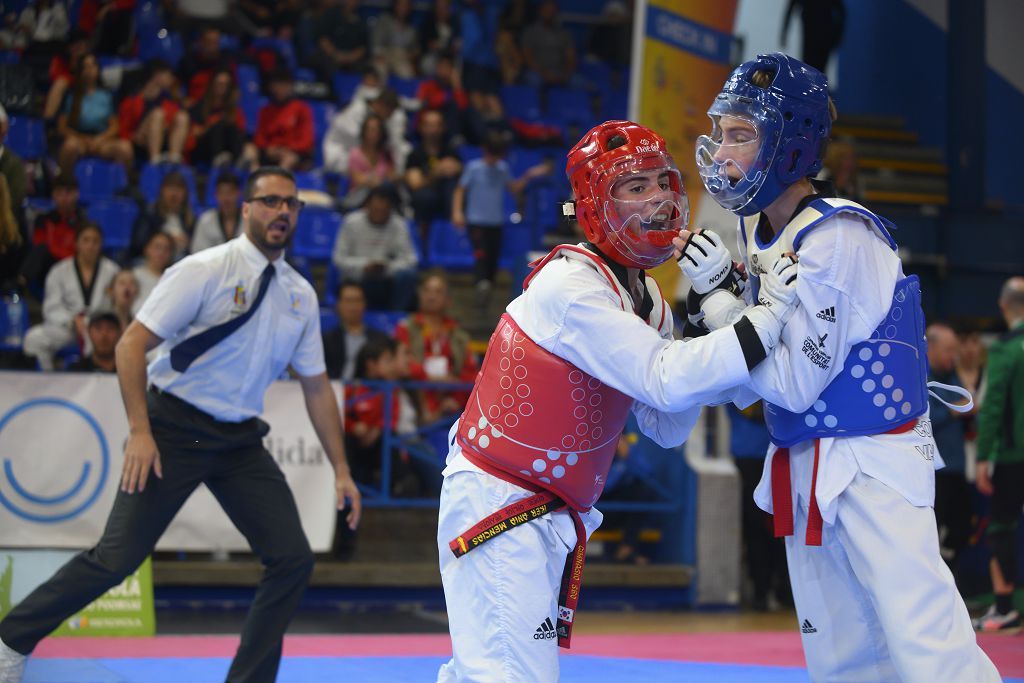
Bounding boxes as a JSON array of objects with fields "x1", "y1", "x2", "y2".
[
  {"x1": 534, "y1": 617, "x2": 558, "y2": 640},
  {"x1": 801, "y1": 619, "x2": 817, "y2": 634},
  {"x1": 816, "y1": 306, "x2": 836, "y2": 323}
]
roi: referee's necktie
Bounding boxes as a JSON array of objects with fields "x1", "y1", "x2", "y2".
[{"x1": 169, "y1": 263, "x2": 275, "y2": 372}]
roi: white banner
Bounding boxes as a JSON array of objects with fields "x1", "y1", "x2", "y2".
[{"x1": 0, "y1": 372, "x2": 338, "y2": 552}]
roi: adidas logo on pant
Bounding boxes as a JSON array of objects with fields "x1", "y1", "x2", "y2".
[
  {"x1": 816, "y1": 307, "x2": 836, "y2": 323},
  {"x1": 534, "y1": 617, "x2": 557, "y2": 639},
  {"x1": 801, "y1": 619, "x2": 817, "y2": 634}
]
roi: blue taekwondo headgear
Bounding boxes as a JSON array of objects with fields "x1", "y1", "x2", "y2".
[{"x1": 696, "y1": 53, "x2": 832, "y2": 216}]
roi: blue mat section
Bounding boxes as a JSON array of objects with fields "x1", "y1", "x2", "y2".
[{"x1": 25, "y1": 657, "x2": 1024, "y2": 683}]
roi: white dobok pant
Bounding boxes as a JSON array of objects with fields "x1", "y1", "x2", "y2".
[
  {"x1": 787, "y1": 470, "x2": 1000, "y2": 682},
  {"x1": 437, "y1": 469, "x2": 596, "y2": 683}
]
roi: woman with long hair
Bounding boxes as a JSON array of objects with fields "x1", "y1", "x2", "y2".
[
  {"x1": 129, "y1": 171, "x2": 195, "y2": 261},
  {"x1": 56, "y1": 53, "x2": 133, "y2": 175},
  {"x1": 186, "y1": 69, "x2": 258, "y2": 168}
]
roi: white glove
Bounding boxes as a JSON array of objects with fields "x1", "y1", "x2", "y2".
[
  {"x1": 756, "y1": 255, "x2": 800, "y2": 325},
  {"x1": 745, "y1": 255, "x2": 799, "y2": 350},
  {"x1": 677, "y1": 229, "x2": 733, "y2": 295}
]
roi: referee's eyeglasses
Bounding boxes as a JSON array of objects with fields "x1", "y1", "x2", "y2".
[{"x1": 248, "y1": 195, "x2": 305, "y2": 212}]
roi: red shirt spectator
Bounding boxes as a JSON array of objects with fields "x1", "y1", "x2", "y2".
[
  {"x1": 32, "y1": 209, "x2": 84, "y2": 261},
  {"x1": 118, "y1": 95, "x2": 181, "y2": 141},
  {"x1": 345, "y1": 384, "x2": 400, "y2": 433},
  {"x1": 254, "y1": 98, "x2": 314, "y2": 154}
]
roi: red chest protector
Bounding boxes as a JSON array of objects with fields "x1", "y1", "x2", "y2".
[{"x1": 456, "y1": 245, "x2": 670, "y2": 511}]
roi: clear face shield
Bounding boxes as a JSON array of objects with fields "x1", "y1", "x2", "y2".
[
  {"x1": 695, "y1": 94, "x2": 782, "y2": 213},
  {"x1": 601, "y1": 160, "x2": 689, "y2": 268}
]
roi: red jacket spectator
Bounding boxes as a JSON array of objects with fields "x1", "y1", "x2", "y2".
[
  {"x1": 32, "y1": 208, "x2": 87, "y2": 262},
  {"x1": 254, "y1": 98, "x2": 314, "y2": 155},
  {"x1": 118, "y1": 95, "x2": 181, "y2": 141},
  {"x1": 416, "y1": 78, "x2": 468, "y2": 114},
  {"x1": 344, "y1": 384, "x2": 400, "y2": 434}
]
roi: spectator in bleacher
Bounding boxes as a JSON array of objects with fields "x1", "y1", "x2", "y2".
[
  {"x1": 130, "y1": 170, "x2": 194, "y2": 261},
  {"x1": 586, "y1": 1, "x2": 631, "y2": 80},
  {"x1": 323, "y1": 279, "x2": 391, "y2": 382},
  {"x1": 106, "y1": 268, "x2": 140, "y2": 327},
  {"x1": 395, "y1": 271, "x2": 477, "y2": 425},
  {"x1": 323, "y1": 86, "x2": 410, "y2": 176},
  {"x1": 0, "y1": 176, "x2": 23, "y2": 291},
  {"x1": 79, "y1": 0, "x2": 137, "y2": 56},
  {"x1": 495, "y1": 0, "x2": 530, "y2": 86},
  {"x1": 729, "y1": 402, "x2": 791, "y2": 610},
  {"x1": 19, "y1": 174, "x2": 86, "y2": 292},
  {"x1": 117, "y1": 59, "x2": 189, "y2": 165},
  {"x1": 132, "y1": 230, "x2": 173, "y2": 305},
  {"x1": 332, "y1": 186, "x2": 418, "y2": 311},
  {"x1": 15, "y1": 0, "x2": 69, "y2": 49},
  {"x1": 178, "y1": 26, "x2": 237, "y2": 104},
  {"x1": 190, "y1": 170, "x2": 241, "y2": 253},
  {"x1": 42, "y1": 27, "x2": 89, "y2": 122},
  {"x1": 254, "y1": 68, "x2": 314, "y2": 171},
  {"x1": 185, "y1": 69, "x2": 256, "y2": 169},
  {"x1": 520, "y1": 0, "x2": 582, "y2": 89},
  {"x1": 66, "y1": 310, "x2": 121, "y2": 373},
  {"x1": 956, "y1": 330, "x2": 987, "y2": 478},
  {"x1": 305, "y1": 0, "x2": 369, "y2": 84},
  {"x1": 418, "y1": 0, "x2": 458, "y2": 77},
  {"x1": 415, "y1": 52, "x2": 467, "y2": 141},
  {"x1": 371, "y1": 0, "x2": 419, "y2": 80},
  {"x1": 0, "y1": 104, "x2": 27, "y2": 215},
  {"x1": 56, "y1": 53, "x2": 133, "y2": 176},
  {"x1": 460, "y1": 0, "x2": 501, "y2": 108},
  {"x1": 405, "y1": 108, "x2": 461, "y2": 245},
  {"x1": 819, "y1": 138, "x2": 862, "y2": 202},
  {"x1": 343, "y1": 113, "x2": 400, "y2": 209},
  {"x1": 237, "y1": 0, "x2": 302, "y2": 40},
  {"x1": 451, "y1": 131, "x2": 551, "y2": 310},
  {"x1": 926, "y1": 323, "x2": 973, "y2": 583},
  {"x1": 23, "y1": 222, "x2": 118, "y2": 370}
]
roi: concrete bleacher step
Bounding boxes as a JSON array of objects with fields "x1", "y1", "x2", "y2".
[
  {"x1": 152, "y1": 559, "x2": 694, "y2": 589},
  {"x1": 855, "y1": 143, "x2": 947, "y2": 176}
]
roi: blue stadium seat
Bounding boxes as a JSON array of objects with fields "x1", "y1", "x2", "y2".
[
  {"x1": 333, "y1": 72, "x2": 362, "y2": 105},
  {"x1": 87, "y1": 198, "x2": 139, "y2": 253},
  {"x1": 241, "y1": 94, "x2": 267, "y2": 136},
  {"x1": 457, "y1": 144, "x2": 482, "y2": 163},
  {"x1": 364, "y1": 310, "x2": 407, "y2": 336},
  {"x1": 74, "y1": 159, "x2": 128, "y2": 201},
  {"x1": 248, "y1": 37, "x2": 297, "y2": 70},
  {"x1": 137, "y1": 30, "x2": 183, "y2": 68},
  {"x1": 7, "y1": 116, "x2": 45, "y2": 160},
  {"x1": 546, "y1": 86, "x2": 595, "y2": 128},
  {"x1": 406, "y1": 218, "x2": 424, "y2": 263},
  {"x1": 307, "y1": 100, "x2": 337, "y2": 167},
  {"x1": 427, "y1": 219, "x2": 474, "y2": 271},
  {"x1": 293, "y1": 170, "x2": 326, "y2": 192},
  {"x1": 387, "y1": 76, "x2": 422, "y2": 99},
  {"x1": 139, "y1": 162, "x2": 200, "y2": 214},
  {"x1": 500, "y1": 84, "x2": 541, "y2": 121},
  {"x1": 133, "y1": 0, "x2": 163, "y2": 36},
  {"x1": 292, "y1": 206, "x2": 342, "y2": 261}
]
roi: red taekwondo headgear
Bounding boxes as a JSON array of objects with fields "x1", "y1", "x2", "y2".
[{"x1": 566, "y1": 120, "x2": 689, "y2": 269}]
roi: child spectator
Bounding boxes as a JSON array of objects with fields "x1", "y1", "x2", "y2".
[
  {"x1": 130, "y1": 170, "x2": 194, "y2": 260},
  {"x1": 106, "y1": 267, "x2": 139, "y2": 327},
  {"x1": 191, "y1": 170, "x2": 241, "y2": 252},
  {"x1": 117, "y1": 59, "x2": 189, "y2": 165},
  {"x1": 451, "y1": 131, "x2": 551, "y2": 307},
  {"x1": 56, "y1": 53, "x2": 133, "y2": 175},
  {"x1": 66, "y1": 310, "x2": 121, "y2": 373},
  {"x1": 254, "y1": 68, "x2": 313, "y2": 171},
  {"x1": 23, "y1": 222, "x2": 118, "y2": 370},
  {"x1": 344, "y1": 336, "x2": 400, "y2": 486}
]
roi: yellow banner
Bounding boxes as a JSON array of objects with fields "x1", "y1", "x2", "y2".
[{"x1": 631, "y1": 0, "x2": 738, "y2": 298}]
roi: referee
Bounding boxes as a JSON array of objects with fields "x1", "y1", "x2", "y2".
[{"x1": 0, "y1": 167, "x2": 362, "y2": 683}]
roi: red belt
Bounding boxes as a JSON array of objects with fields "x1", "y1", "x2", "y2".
[
  {"x1": 770, "y1": 419, "x2": 918, "y2": 546},
  {"x1": 450, "y1": 451, "x2": 588, "y2": 649}
]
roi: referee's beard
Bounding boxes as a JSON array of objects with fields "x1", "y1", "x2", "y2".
[{"x1": 248, "y1": 213, "x2": 296, "y2": 258}]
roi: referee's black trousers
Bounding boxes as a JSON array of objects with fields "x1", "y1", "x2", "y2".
[{"x1": 0, "y1": 389, "x2": 316, "y2": 683}]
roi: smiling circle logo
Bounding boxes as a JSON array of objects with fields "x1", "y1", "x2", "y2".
[{"x1": 0, "y1": 398, "x2": 109, "y2": 523}]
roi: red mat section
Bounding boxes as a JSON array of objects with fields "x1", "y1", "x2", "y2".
[{"x1": 32, "y1": 632, "x2": 1024, "y2": 676}]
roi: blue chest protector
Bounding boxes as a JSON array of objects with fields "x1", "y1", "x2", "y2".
[{"x1": 757, "y1": 200, "x2": 929, "y2": 447}]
